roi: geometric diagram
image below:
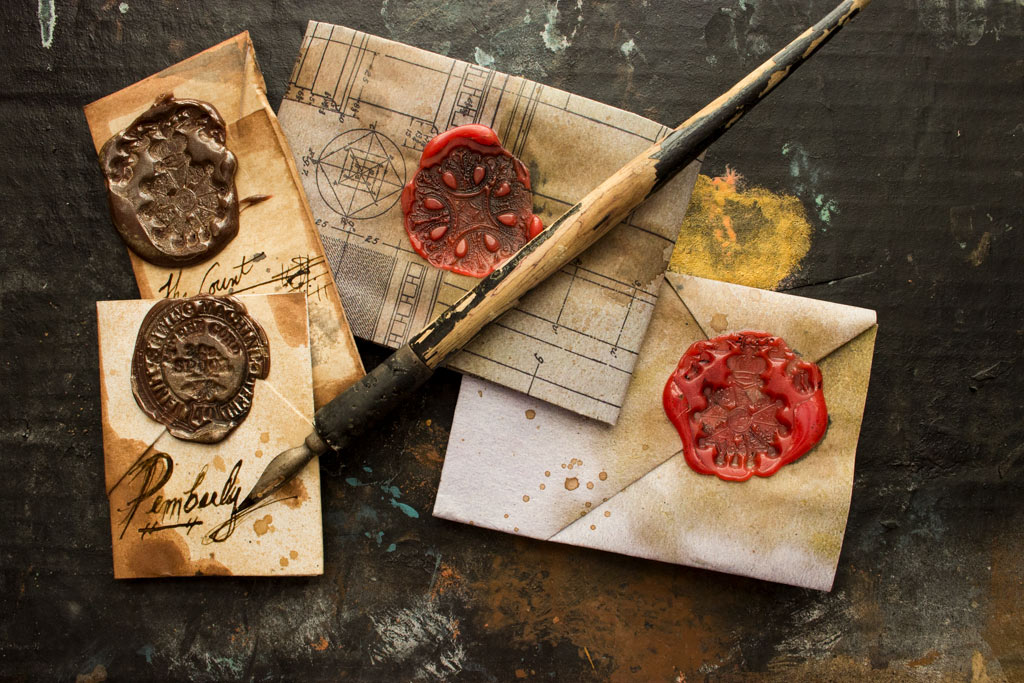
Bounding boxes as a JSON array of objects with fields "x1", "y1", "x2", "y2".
[{"x1": 314, "y1": 128, "x2": 406, "y2": 220}]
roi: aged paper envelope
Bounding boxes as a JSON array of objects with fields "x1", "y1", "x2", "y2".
[
  {"x1": 277, "y1": 21, "x2": 700, "y2": 424},
  {"x1": 97, "y1": 293, "x2": 322, "y2": 578},
  {"x1": 84, "y1": 32, "x2": 363, "y2": 407},
  {"x1": 435, "y1": 273, "x2": 877, "y2": 591}
]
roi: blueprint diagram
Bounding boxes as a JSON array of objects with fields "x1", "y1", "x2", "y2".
[{"x1": 278, "y1": 21, "x2": 699, "y2": 423}]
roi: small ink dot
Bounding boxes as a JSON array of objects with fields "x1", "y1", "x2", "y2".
[
  {"x1": 590, "y1": 525, "x2": 596, "y2": 531},
  {"x1": 539, "y1": 484, "x2": 546, "y2": 490},
  {"x1": 564, "y1": 477, "x2": 579, "y2": 491},
  {"x1": 599, "y1": 471, "x2": 608, "y2": 481},
  {"x1": 604, "y1": 511, "x2": 611, "y2": 517},
  {"x1": 504, "y1": 513, "x2": 509, "y2": 518},
  {"x1": 522, "y1": 495, "x2": 530, "y2": 502},
  {"x1": 544, "y1": 471, "x2": 550, "y2": 477},
  {"x1": 525, "y1": 409, "x2": 536, "y2": 419},
  {"x1": 586, "y1": 481, "x2": 594, "y2": 489}
]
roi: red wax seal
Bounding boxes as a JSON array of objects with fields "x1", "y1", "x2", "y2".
[
  {"x1": 401, "y1": 124, "x2": 544, "y2": 277},
  {"x1": 663, "y1": 331, "x2": 828, "y2": 482}
]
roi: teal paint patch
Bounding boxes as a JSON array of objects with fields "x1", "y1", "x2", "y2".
[
  {"x1": 782, "y1": 142, "x2": 838, "y2": 229},
  {"x1": 389, "y1": 499, "x2": 420, "y2": 518},
  {"x1": 362, "y1": 466, "x2": 373, "y2": 473},
  {"x1": 210, "y1": 656, "x2": 243, "y2": 676},
  {"x1": 38, "y1": 0, "x2": 56, "y2": 49},
  {"x1": 137, "y1": 645, "x2": 154, "y2": 665},
  {"x1": 815, "y1": 194, "x2": 840, "y2": 224},
  {"x1": 345, "y1": 477, "x2": 363, "y2": 487},
  {"x1": 386, "y1": 543, "x2": 397, "y2": 552}
]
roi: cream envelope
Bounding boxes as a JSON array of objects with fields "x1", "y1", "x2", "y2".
[
  {"x1": 97, "y1": 293, "x2": 323, "y2": 578},
  {"x1": 434, "y1": 272, "x2": 877, "y2": 591},
  {"x1": 84, "y1": 33, "x2": 363, "y2": 408}
]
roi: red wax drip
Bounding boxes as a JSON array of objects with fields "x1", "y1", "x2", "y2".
[
  {"x1": 401, "y1": 124, "x2": 544, "y2": 278},
  {"x1": 662, "y1": 331, "x2": 828, "y2": 482}
]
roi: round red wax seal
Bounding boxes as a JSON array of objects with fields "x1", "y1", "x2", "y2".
[
  {"x1": 401, "y1": 124, "x2": 544, "y2": 278},
  {"x1": 663, "y1": 331, "x2": 828, "y2": 482}
]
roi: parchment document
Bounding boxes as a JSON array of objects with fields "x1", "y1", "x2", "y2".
[
  {"x1": 278, "y1": 21, "x2": 700, "y2": 424},
  {"x1": 97, "y1": 293, "x2": 323, "y2": 578},
  {"x1": 85, "y1": 32, "x2": 364, "y2": 408}
]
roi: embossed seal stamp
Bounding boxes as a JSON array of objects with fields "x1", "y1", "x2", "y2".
[
  {"x1": 131, "y1": 295, "x2": 270, "y2": 443},
  {"x1": 663, "y1": 331, "x2": 828, "y2": 482},
  {"x1": 99, "y1": 95, "x2": 239, "y2": 267},
  {"x1": 401, "y1": 124, "x2": 544, "y2": 277}
]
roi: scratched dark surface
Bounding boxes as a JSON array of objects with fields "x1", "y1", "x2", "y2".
[{"x1": 2, "y1": 0, "x2": 1022, "y2": 681}]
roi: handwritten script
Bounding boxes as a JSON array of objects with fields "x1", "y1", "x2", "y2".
[
  {"x1": 112, "y1": 448, "x2": 295, "y2": 544},
  {"x1": 157, "y1": 252, "x2": 331, "y2": 302}
]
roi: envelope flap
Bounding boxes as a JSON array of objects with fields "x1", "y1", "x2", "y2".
[{"x1": 666, "y1": 272, "x2": 877, "y2": 362}]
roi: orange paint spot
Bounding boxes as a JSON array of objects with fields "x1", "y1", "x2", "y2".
[{"x1": 311, "y1": 636, "x2": 329, "y2": 651}]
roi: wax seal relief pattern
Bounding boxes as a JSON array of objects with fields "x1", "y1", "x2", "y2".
[
  {"x1": 401, "y1": 124, "x2": 544, "y2": 278},
  {"x1": 131, "y1": 295, "x2": 270, "y2": 443},
  {"x1": 663, "y1": 331, "x2": 828, "y2": 482},
  {"x1": 99, "y1": 95, "x2": 239, "y2": 267}
]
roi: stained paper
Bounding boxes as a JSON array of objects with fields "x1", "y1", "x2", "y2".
[
  {"x1": 84, "y1": 32, "x2": 364, "y2": 408},
  {"x1": 277, "y1": 21, "x2": 700, "y2": 424},
  {"x1": 97, "y1": 293, "x2": 322, "y2": 578},
  {"x1": 435, "y1": 273, "x2": 877, "y2": 591}
]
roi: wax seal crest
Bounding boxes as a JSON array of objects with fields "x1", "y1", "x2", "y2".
[
  {"x1": 99, "y1": 95, "x2": 239, "y2": 267},
  {"x1": 401, "y1": 124, "x2": 544, "y2": 278},
  {"x1": 131, "y1": 295, "x2": 270, "y2": 443},
  {"x1": 663, "y1": 331, "x2": 828, "y2": 482}
]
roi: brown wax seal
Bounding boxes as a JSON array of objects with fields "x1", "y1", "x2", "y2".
[
  {"x1": 131, "y1": 295, "x2": 270, "y2": 443},
  {"x1": 99, "y1": 95, "x2": 239, "y2": 267}
]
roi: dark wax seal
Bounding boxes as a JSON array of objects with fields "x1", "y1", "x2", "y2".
[
  {"x1": 99, "y1": 95, "x2": 239, "y2": 267},
  {"x1": 401, "y1": 124, "x2": 544, "y2": 278},
  {"x1": 663, "y1": 331, "x2": 828, "y2": 482},
  {"x1": 131, "y1": 295, "x2": 270, "y2": 444}
]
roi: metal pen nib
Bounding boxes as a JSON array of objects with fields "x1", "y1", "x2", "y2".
[{"x1": 237, "y1": 430, "x2": 328, "y2": 512}]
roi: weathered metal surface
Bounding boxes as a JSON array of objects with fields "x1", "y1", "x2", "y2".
[{"x1": 1, "y1": 0, "x2": 1021, "y2": 680}]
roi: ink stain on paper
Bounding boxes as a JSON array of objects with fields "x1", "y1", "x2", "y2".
[
  {"x1": 253, "y1": 515, "x2": 273, "y2": 536},
  {"x1": 525, "y1": 409, "x2": 536, "y2": 419},
  {"x1": 565, "y1": 477, "x2": 579, "y2": 491},
  {"x1": 670, "y1": 168, "x2": 811, "y2": 290}
]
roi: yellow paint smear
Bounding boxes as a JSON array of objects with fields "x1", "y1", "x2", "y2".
[{"x1": 670, "y1": 168, "x2": 811, "y2": 290}]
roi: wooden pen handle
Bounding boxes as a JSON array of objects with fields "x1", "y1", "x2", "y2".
[{"x1": 410, "y1": 0, "x2": 870, "y2": 368}]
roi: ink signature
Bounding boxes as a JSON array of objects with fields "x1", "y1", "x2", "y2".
[{"x1": 111, "y1": 450, "x2": 295, "y2": 544}]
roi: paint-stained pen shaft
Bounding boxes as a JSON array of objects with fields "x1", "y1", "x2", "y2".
[{"x1": 237, "y1": 0, "x2": 872, "y2": 513}]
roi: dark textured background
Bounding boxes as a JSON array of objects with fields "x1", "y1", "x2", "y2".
[{"x1": 2, "y1": 0, "x2": 1022, "y2": 680}]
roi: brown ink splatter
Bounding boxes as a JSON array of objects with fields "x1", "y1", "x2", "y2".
[
  {"x1": 253, "y1": 514, "x2": 273, "y2": 536},
  {"x1": 565, "y1": 478, "x2": 579, "y2": 491}
]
